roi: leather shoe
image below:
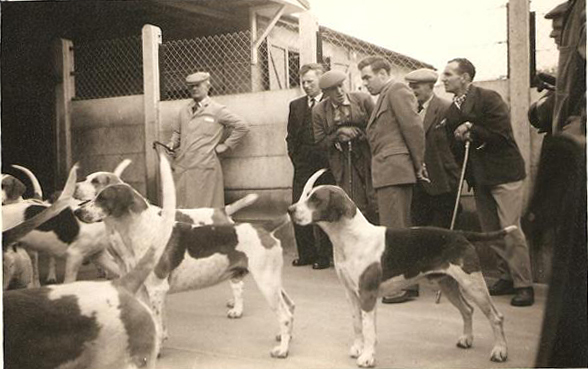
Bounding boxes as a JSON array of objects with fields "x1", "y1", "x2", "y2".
[
  {"x1": 292, "y1": 258, "x2": 313, "y2": 267},
  {"x1": 488, "y1": 279, "x2": 515, "y2": 296},
  {"x1": 381, "y1": 290, "x2": 418, "y2": 304},
  {"x1": 511, "y1": 287, "x2": 534, "y2": 307},
  {"x1": 312, "y1": 261, "x2": 330, "y2": 270}
]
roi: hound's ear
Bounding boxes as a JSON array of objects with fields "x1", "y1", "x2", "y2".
[
  {"x1": 312, "y1": 188, "x2": 357, "y2": 222},
  {"x1": 97, "y1": 185, "x2": 148, "y2": 218}
]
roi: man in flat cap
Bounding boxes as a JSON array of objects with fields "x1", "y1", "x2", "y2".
[
  {"x1": 358, "y1": 56, "x2": 426, "y2": 303},
  {"x1": 167, "y1": 71, "x2": 249, "y2": 208},
  {"x1": 286, "y1": 63, "x2": 335, "y2": 270},
  {"x1": 313, "y1": 70, "x2": 378, "y2": 228},
  {"x1": 405, "y1": 68, "x2": 460, "y2": 229}
]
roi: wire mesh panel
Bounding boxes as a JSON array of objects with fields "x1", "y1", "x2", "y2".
[
  {"x1": 161, "y1": 31, "x2": 252, "y2": 100},
  {"x1": 74, "y1": 36, "x2": 143, "y2": 100}
]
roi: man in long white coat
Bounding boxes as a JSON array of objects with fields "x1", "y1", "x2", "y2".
[{"x1": 168, "y1": 72, "x2": 249, "y2": 208}]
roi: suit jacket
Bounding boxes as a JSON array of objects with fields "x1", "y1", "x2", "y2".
[
  {"x1": 445, "y1": 85, "x2": 526, "y2": 187},
  {"x1": 312, "y1": 92, "x2": 374, "y2": 184},
  {"x1": 420, "y1": 95, "x2": 460, "y2": 196},
  {"x1": 367, "y1": 80, "x2": 425, "y2": 188},
  {"x1": 286, "y1": 95, "x2": 328, "y2": 172}
]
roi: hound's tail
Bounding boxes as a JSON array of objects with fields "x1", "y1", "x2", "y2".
[
  {"x1": 225, "y1": 194, "x2": 259, "y2": 215},
  {"x1": 117, "y1": 153, "x2": 175, "y2": 294},
  {"x1": 12, "y1": 165, "x2": 43, "y2": 200},
  {"x1": 113, "y1": 159, "x2": 132, "y2": 178},
  {"x1": 459, "y1": 226, "x2": 517, "y2": 242}
]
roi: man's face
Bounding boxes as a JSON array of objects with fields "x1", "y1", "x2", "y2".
[
  {"x1": 188, "y1": 81, "x2": 210, "y2": 102},
  {"x1": 360, "y1": 65, "x2": 387, "y2": 95},
  {"x1": 550, "y1": 17, "x2": 564, "y2": 48},
  {"x1": 323, "y1": 82, "x2": 346, "y2": 105},
  {"x1": 408, "y1": 82, "x2": 434, "y2": 104},
  {"x1": 441, "y1": 62, "x2": 465, "y2": 95},
  {"x1": 301, "y1": 70, "x2": 322, "y2": 98}
]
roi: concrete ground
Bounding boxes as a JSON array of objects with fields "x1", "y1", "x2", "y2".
[{"x1": 156, "y1": 251, "x2": 546, "y2": 369}]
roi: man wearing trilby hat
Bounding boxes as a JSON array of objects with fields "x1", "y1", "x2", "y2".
[{"x1": 167, "y1": 72, "x2": 249, "y2": 208}]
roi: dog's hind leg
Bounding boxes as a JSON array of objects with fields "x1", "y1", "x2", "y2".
[
  {"x1": 227, "y1": 277, "x2": 244, "y2": 319},
  {"x1": 62, "y1": 249, "x2": 84, "y2": 283},
  {"x1": 437, "y1": 276, "x2": 474, "y2": 348},
  {"x1": 446, "y1": 266, "x2": 508, "y2": 362},
  {"x1": 26, "y1": 250, "x2": 41, "y2": 287},
  {"x1": 46, "y1": 256, "x2": 58, "y2": 284}
]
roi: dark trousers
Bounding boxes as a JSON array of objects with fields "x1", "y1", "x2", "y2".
[
  {"x1": 411, "y1": 184, "x2": 459, "y2": 229},
  {"x1": 292, "y1": 166, "x2": 335, "y2": 263}
]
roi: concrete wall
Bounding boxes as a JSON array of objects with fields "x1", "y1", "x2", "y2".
[
  {"x1": 160, "y1": 88, "x2": 301, "y2": 216},
  {"x1": 71, "y1": 95, "x2": 147, "y2": 195}
]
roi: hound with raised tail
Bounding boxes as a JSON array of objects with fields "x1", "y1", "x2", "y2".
[
  {"x1": 3, "y1": 153, "x2": 176, "y2": 369},
  {"x1": 288, "y1": 169, "x2": 510, "y2": 368},
  {"x1": 74, "y1": 160, "x2": 261, "y2": 320},
  {"x1": 76, "y1": 185, "x2": 295, "y2": 358}
]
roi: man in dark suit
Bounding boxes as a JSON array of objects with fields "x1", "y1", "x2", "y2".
[
  {"x1": 312, "y1": 70, "x2": 378, "y2": 224},
  {"x1": 405, "y1": 69, "x2": 461, "y2": 228},
  {"x1": 286, "y1": 63, "x2": 334, "y2": 270},
  {"x1": 358, "y1": 56, "x2": 427, "y2": 304},
  {"x1": 441, "y1": 58, "x2": 534, "y2": 307}
]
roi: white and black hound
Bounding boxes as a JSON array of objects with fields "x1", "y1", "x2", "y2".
[
  {"x1": 3, "y1": 153, "x2": 176, "y2": 369},
  {"x1": 74, "y1": 162, "x2": 260, "y2": 319},
  {"x1": 288, "y1": 169, "x2": 509, "y2": 367},
  {"x1": 75, "y1": 168, "x2": 294, "y2": 358}
]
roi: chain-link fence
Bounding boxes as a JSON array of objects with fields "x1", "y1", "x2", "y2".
[
  {"x1": 160, "y1": 31, "x2": 252, "y2": 100},
  {"x1": 74, "y1": 36, "x2": 143, "y2": 100}
]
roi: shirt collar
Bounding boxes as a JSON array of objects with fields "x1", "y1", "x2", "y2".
[{"x1": 421, "y1": 94, "x2": 434, "y2": 110}]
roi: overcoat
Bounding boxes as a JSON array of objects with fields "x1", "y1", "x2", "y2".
[{"x1": 171, "y1": 97, "x2": 249, "y2": 208}]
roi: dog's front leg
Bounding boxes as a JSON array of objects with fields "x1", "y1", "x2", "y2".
[
  {"x1": 355, "y1": 263, "x2": 381, "y2": 368},
  {"x1": 357, "y1": 309, "x2": 377, "y2": 368},
  {"x1": 343, "y1": 288, "x2": 364, "y2": 358},
  {"x1": 226, "y1": 277, "x2": 244, "y2": 318},
  {"x1": 145, "y1": 275, "x2": 171, "y2": 352}
]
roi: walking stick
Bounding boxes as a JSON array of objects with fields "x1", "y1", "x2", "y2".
[
  {"x1": 348, "y1": 141, "x2": 354, "y2": 200},
  {"x1": 436, "y1": 140, "x2": 471, "y2": 304}
]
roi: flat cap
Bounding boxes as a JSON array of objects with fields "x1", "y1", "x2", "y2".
[
  {"x1": 545, "y1": 1, "x2": 569, "y2": 19},
  {"x1": 319, "y1": 70, "x2": 347, "y2": 89},
  {"x1": 185, "y1": 72, "x2": 210, "y2": 84},
  {"x1": 405, "y1": 68, "x2": 438, "y2": 83}
]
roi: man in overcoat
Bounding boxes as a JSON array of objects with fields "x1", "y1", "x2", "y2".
[{"x1": 168, "y1": 72, "x2": 249, "y2": 208}]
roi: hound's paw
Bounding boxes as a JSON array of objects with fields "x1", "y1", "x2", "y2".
[
  {"x1": 456, "y1": 334, "x2": 473, "y2": 349},
  {"x1": 349, "y1": 342, "x2": 363, "y2": 358},
  {"x1": 356, "y1": 352, "x2": 375, "y2": 368},
  {"x1": 226, "y1": 299, "x2": 235, "y2": 308},
  {"x1": 227, "y1": 308, "x2": 243, "y2": 319},
  {"x1": 270, "y1": 346, "x2": 289, "y2": 359},
  {"x1": 490, "y1": 345, "x2": 508, "y2": 362}
]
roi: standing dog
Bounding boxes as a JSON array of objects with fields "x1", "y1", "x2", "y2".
[
  {"x1": 76, "y1": 186, "x2": 295, "y2": 358},
  {"x1": 74, "y1": 162, "x2": 260, "y2": 319},
  {"x1": 288, "y1": 170, "x2": 509, "y2": 367},
  {"x1": 4, "y1": 153, "x2": 176, "y2": 369}
]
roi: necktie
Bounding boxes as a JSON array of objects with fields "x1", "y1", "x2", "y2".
[
  {"x1": 417, "y1": 103, "x2": 424, "y2": 113},
  {"x1": 310, "y1": 98, "x2": 316, "y2": 108},
  {"x1": 192, "y1": 102, "x2": 200, "y2": 114}
]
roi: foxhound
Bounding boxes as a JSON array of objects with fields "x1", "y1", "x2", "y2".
[
  {"x1": 288, "y1": 169, "x2": 509, "y2": 368},
  {"x1": 75, "y1": 183, "x2": 295, "y2": 358},
  {"x1": 3, "y1": 153, "x2": 176, "y2": 369},
  {"x1": 74, "y1": 160, "x2": 260, "y2": 319}
]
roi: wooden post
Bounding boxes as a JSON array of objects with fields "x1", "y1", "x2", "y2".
[
  {"x1": 507, "y1": 0, "x2": 532, "y2": 208},
  {"x1": 142, "y1": 24, "x2": 162, "y2": 204},
  {"x1": 299, "y1": 11, "x2": 318, "y2": 66},
  {"x1": 53, "y1": 39, "x2": 75, "y2": 186}
]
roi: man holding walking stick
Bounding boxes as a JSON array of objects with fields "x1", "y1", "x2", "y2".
[
  {"x1": 441, "y1": 58, "x2": 534, "y2": 307},
  {"x1": 312, "y1": 70, "x2": 378, "y2": 224}
]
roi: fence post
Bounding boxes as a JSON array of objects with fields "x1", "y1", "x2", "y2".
[
  {"x1": 299, "y1": 11, "x2": 318, "y2": 66},
  {"x1": 142, "y1": 24, "x2": 163, "y2": 204},
  {"x1": 53, "y1": 38, "x2": 75, "y2": 186},
  {"x1": 507, "y1": 0, "x2": 532, "y2": 207}
]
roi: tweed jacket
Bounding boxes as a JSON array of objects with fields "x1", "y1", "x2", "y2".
[
  {"x1": 366, "y1": 80, "x2": 425, "y2": 189},
  {"x1": 445, "y1": 85, "x2": 526, "y2": 187},
  {"x1": 312, "y1": 92, "x2": 374, "y2": 184},
  {"x1": 420, "y1": 95, "x2": 460, "y2": 196}
]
